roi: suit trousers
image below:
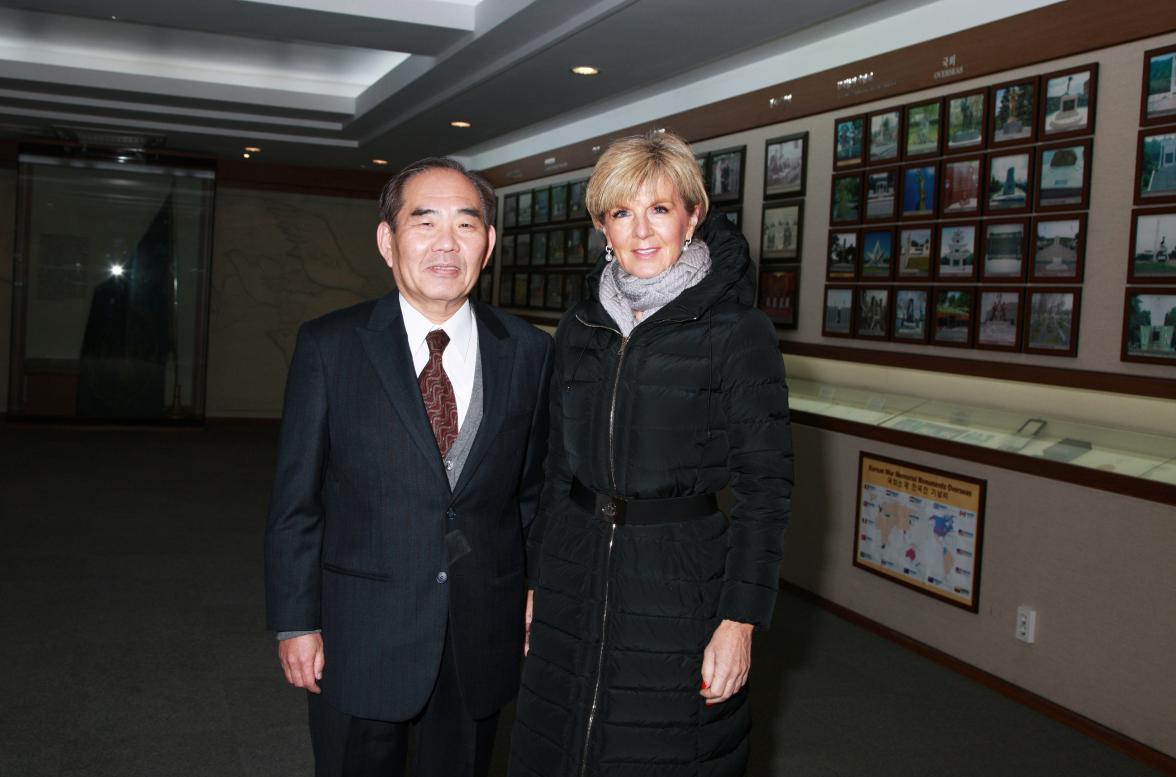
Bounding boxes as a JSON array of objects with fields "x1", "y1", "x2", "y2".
[{"x1": 307, "y1": 626, "x2": 499, "y2": 777}]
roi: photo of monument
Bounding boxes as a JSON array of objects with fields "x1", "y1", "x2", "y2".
[
  {"x1": 828, "y1": 231, "x2": 859, "y2": 278},
  {"x1": 1146, "y1": 49, "x2": 1176, "y2": 123},
  {"x1": 832, "y1": 176, "x2": 862, "y2": 222},
  {"x1": 1139, "y1": 131, "x2": 1176, "y2": 201},
  {"x1": 905, "y1": 102, "x2": 941, "y2": 156},
  {"x1": 933, "y1": 289, "x2": 974, "y2": 344},
  {"x1": 978, "y1": 291, "x2": 1021, "y2": 348},
  {"x1": 938, "y1": 224, "x2": 976, "y2": 277},
  {"x1": 902, "y1": 165, "x2": 937, "y2": 217},
  {"x1": 869, "y1": 110, "x2": 901, "y2": 162},
  {"x1": 762, "y1": 204, "x2": 800, "y2": 260},
  {"x1": 1027, "y1": 292, "x2": 1075, "y2": 351},
  {"x1": 942, "y1": 158, "x2": 981, "y2": 214},
  {"x1": 898, "y1": 227, "x2": 933, "y2": 277},
  {"x1": 856, "y1": 288, "x2": 889, "y2": 338},
  {"x1": 836, "y1": 116, "x2": 865, "y2": 166},
  {"x1": 987, "y1": 153, "x2": 1031, "y2": 211},
  {"x1": 1132, "y1": 211, "x2": 1176, "y2": 279},
  {"x1": 765, "y1": 137, "x2": 805, "y2": 196},
  {"x1": 824, "y1": 287, "x2": 854, "y2": 334},
  {"x1": 992, "y1": 82, "x2": 1035, "y2": 143},
  {"x1": 946, "y1": 92, "x2": 985, "y2": 150},
  {"x1": 1033, "y1": 219, "x2": 1081, "y2": 279},
  {"x1": 894, "y1": 289, "x2": 928, "y2": 340},
  {"x1": 1038, "y1": 144, "x2": 1086, "y2": 207},
  {"x1": 1126, "y1": 292, "x2": 1176, "y2": 359},
  {"x1": 983, "y1": 221, "x2": 1026, "y2": 278},
  {"x1": 866, "y1": 170, "x2": 897, "y2": 219},
  {"x1": 1044, "y1": 71, "x2": 1092, "y2": 135},
  {"x1": 861, "y1": 230, "x2": 894, "y2": 278}
]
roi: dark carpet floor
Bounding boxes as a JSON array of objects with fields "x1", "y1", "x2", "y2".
[{"x1": 0, "y1": 424, "x2": 1165, "y2": 776}]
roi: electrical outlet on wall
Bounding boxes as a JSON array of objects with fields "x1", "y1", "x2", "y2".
[{"x1": 1016, "y1": 606, "x2": 1037, "y2": 644}]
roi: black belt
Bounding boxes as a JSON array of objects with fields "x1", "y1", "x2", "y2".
[{"x1": 570, "y1": 477, "x2": 718, "y2": 526}]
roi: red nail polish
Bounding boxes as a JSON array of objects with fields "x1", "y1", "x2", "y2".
[{"x1": 701, "y1": 681, "x2": 709, "y2": 690}]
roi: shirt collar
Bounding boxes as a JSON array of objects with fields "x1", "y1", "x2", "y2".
[{"x1": 399, "y1": 294, "x2": 476, "y2": 363}]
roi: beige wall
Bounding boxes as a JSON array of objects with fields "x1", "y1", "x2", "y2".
[
  {"x1": 784, "y1": 424, "x2": 1176, "y2": 757},
  {"x1": 0, "y1": 168, "x2": 14, "y2": 412},
  {"x1": 205, "y1": 186, "x2": 393, "y2": 417}
]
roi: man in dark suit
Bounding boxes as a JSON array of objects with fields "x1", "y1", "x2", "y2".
[{"x1": 265, "y1": 157, "x2": 552, "y2": 776}]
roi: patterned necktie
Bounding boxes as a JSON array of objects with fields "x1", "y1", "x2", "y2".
[{"x1": 419, "y1": 329, "x2": 459, "y2": 457}]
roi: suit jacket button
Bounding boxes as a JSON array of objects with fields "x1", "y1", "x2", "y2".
[
  {"x1": 446, "y1": 509, "x2": 457, "y2": 520},
  {"x1": 436, "y1": 571, "x2": 449, "y2": 584}
]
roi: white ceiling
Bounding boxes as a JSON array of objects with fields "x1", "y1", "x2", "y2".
[{"x1": 0, "y1": 0, "x2": 1045, "y2": 173}]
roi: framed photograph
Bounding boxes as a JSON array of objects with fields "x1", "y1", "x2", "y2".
[
  {"x1": 834, "y1": 115, "x2": 866, "y2": 169},
  {"x1": 980, "y1": 218, "x2": 1028, "y2": 282},
  {"x1": 893, "y1": 288, "x2": 930, "y2": 342},
  {"x1": 936, "y1": 222, "x2": 978, "y2": 281},
  {"x1": 830, "y1": 173, "x2": 863, "y2": 224},
  {"x1": 900, "y1": 163, "x2": 938, "y2": 219},
  {"x1": 990, "y1": 78, "x2": 1038, "y2": 147},
  {"x1": 1129, "y1": 209, "x2": 1176, "y2": 282},
  {"x1": 897, "y1": 225, "x2": 936, "y2": 280},
  {"x1": 1031, "y1": 215, "x2": 1086, "y2": 282},
  {"x1": 1135, "y1": 128, "x2": 1176, "y2": 206},
  {"x1": 764, "y1": 133, "x2": 807, "y2": 197},
  {"x1": 1036, "y1": 140, "x2": 1091, "y2": 211},
  {"x1": 719, "y1": 205, "x2": 742, "y2": 227},
  {"x1": 512, "y1": 272, "x2": 529, "y2": 307},
  {"x1": 498, "y1": 272, "x2": 513, "y2": 306},
  {"x1": 868, "y1": 109, "x2": 903, "y2": 164},
  {"x1": 931, "y1": 287, "x2": 975, "y2": 347},
  {"x1": 904, "y1": 99, "x2": 942, "y2": 159},
  {"x1": 531, "y1": 230, "x2": 548, "y2": 265},
  {"x1": 568, "y1": 180, "x2": 588, "y2": 220},
  {"x1": 565, "y1": 273, "x2": 585, "y2": 309},
  {"x1": 758, "y1": 267, "x2": 800, "y2": 329},
  {"x1": 515, "y1": 232, "x2": 531, "y2": 266},
  {"x1": 502, "y1": 194, "x2": 518, "y2": 229},
  {"x1": 860, "y1": 228, "x2": 895, "y2": 280},
  {"x1": 864, "y1": 167, "x2": 899, "y2": 222},
  {"x1": 532, "y1": 187, "x2": 550, "y2": 225},
  {"x1": 566, "y1": 228, "x2": 586, "y2": 265},
  {"x1": 1041, "y1": 64, "x2": 1097, "y2": 139},
  {"x1": 1123, "y1": 288, "x2": 1176, "y2": 363},
  {"x1": 985, "y1": 149, "x2": 1034, "y2": 214},
  {"x1": 551, "y1": 184, "x2": 568, "y2": 222},
  {"x1": 548, "y1": 229, "x2": 566, "y2": 265},
  {"x1": 761, "y1": 202, "x2": 802, "y2": 261},
  {"x1": 976, "y1": 288, "x2": 1024, "y2": 351},
  {"x1": 517, "y1": 190, "x2": 533, "y2": 226},
  {"x1": 709, "y1": 148, "x2": 745, "y2": 203},
  {"x1": 945, "y1": 90, "x2": 986, "y2": 153},
  {"x1": 1141, "y1": 44, "x2": 1176, "y2": 126},
  {"x1": 500, "y1": 234, "x2": 516, "y2": 267},
  {"x1": 823, "y1": 285, "x2": 855, "y2": 337},
  {"x1": 544, "y1": 273, "x2": 563, "y2": 310},
  {"x1": 528, "y1": 273, "x2": 546, "y2": 308},
  {"x1": 587, "y1": 228, "x2": 607, "y2": 262},
  {"x1": 854, "y1": 452, "x2": 986, "y2": 612},
  {"x1": 478, "y1": 272, "x2": 494, "y2": 304},
  {"x1": 855, "y1": 287, "x2": 891, "y2": 339},
  {"x1": 1025, "y1": 288, "x2": 1080, "y2": 356},
  {"x1": 827, "y1": 230, "x2": 859, "y2": 280},
  {"x1": 940, "y1": 156, "x2": 984, "y2": 217}
]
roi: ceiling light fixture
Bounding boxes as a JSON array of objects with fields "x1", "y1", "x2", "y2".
[
  {"x1": 371, "y1": 159, "x2": 389, "y2": 165},
  {"x1": 570, "y1": 66, "x2": 600, "y2": 76},
  {"x1": 450, "y1": 121, "x2": 472, "y2": 128},
  {"x1": 242, "y1": 153, "x2": 251, "y2": 159},
  {"x1": 244, "y1": 146, "x2": 261, "y2": 153}
]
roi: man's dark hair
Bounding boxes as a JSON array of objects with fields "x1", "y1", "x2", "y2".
[{"x1": 377, "y1": 157, "x2": 496, "y2": 231}]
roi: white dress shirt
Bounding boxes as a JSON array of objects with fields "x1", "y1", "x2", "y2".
[{"x1": 399, "y1": 294, "x2": 479, "y2": 428}]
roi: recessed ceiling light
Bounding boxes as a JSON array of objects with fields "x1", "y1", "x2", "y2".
[
  {"x1": 244, "y1": 146, "x2": 261, "y2": 153},
  {"x1": 570, "y1": 66, "x2": 600, "y2": 76},
  {"x1": 242, "y1": 153, "x2": 251, "y2": 159},
  {"x1": 450, "y1": 121, "x2": 472, "y2": 128},
  {"x1": 371, "y1": 159, "x2": 389, "y2": 165}
]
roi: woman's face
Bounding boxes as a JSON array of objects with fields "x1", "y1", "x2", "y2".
[{"x1": 600, "y1": 177, "x2": 700, "y2": 279}]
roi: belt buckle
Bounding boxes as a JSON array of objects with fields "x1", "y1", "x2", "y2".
[{"x1": 595, "y1": 494, "x2": 626, "y2": 526}]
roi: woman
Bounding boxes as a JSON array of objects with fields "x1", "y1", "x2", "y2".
[{"x1": 509, "y1": 132, "x2": 792, "y2": 777}]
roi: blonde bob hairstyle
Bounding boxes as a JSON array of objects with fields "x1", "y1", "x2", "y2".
[{"x1": 584, "y1": 131, "x2": 709, "y2": 229}]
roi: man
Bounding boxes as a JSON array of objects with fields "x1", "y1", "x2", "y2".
[{"x1": 265, "y1": 157, "x2": 552, "y2": 776}]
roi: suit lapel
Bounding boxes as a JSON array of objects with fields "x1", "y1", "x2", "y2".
[
  {"x1": 356, "y1": 294, "x2": 446, "y2": 480},
  {"x1": 451, "y1": 302, "x2": 514, "y2": 500}
]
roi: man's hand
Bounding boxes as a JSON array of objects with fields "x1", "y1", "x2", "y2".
[
  {"x1": 524, "y1": 589, "x2": 535, "y2": 656},
  {"x1": 279, "y1": 633, "x2": 325, "y2": 694},
  {"x1": 699, "y1": 619, "x2": 753, "y2": 705}
]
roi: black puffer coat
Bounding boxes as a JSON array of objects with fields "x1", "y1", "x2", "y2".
[{"x1": 508, "y1": 211, "x2": 793, "y2": 777}]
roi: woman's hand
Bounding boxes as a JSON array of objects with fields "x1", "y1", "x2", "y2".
[{"x1": 700, "y1": 619, "x2": 753, "y2": 705}]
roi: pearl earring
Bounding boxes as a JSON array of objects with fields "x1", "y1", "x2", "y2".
[
  {"x1": 605, "y1": 245, "x2": 614, "y2": 260},
  {"x1": 683, "y1": 236, "x2": 693, "y2": 249}
]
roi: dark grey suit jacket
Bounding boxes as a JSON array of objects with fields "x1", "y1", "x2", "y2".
[{"x1": 264, "y1": 293, "x2": 552, "y2": 721}]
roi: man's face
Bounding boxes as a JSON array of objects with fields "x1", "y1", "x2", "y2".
[{"x1": 377, "y1": 168, "x2": 495, "y2": 321}]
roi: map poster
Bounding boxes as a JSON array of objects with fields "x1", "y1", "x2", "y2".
[{"x1": 853, "y1": 452, "x2": 986, "y2": 611}]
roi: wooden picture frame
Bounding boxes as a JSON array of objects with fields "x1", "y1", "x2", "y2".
[
  {"x1": 989, "y1": 77, "x2": 1038, "y2": 148},
  {"x1": 1128, "y1": 208, "x2": 1176, "y2": 283},
  {"x1": 830, "y1": 172, "x2": 863, "y2": 224},
  {"x1": 515, "y1": 232, "x2": 531, "y2": 266},
  {"x1": 867, "y1": 109, "x2": 903, "y2": 164},
  {"x1": 834, "y1": 114, "x2": 867, "y2": 170},
  {"x1": 1036, "y1": 139, "x2": 1092, "y2": 212},
  {"x1": 853, "y1": 452, "x2": 987, "y2": 612},
  {"x1": 944, "y1": 89, "x2": 987, "y2": 154},
  {"x1": 1135, "y1": 128, "x2": 1176, "y2": 207},
  {"x1": 822, "y1": 285, "x2": 855, "y2": 337},
  {"x1": 1024, "y1": 287, "x2": 1081, "y2": 356},
  {"x1": 502, "y1": 193, "x2": 518, "y2": 229},
  {"x1": 512, "y1": 272, "x2": 529, "y2": 307},
  {"x1": 758, "y1": 266, "x2": 801, "y2": 329},
  {"x1": 517, "y1": 190, "x2": 533, "y2": 226},
  {"x1": 764, "y1": 132, "x2": 808, "y2": 198},
  {"x1": 719, "y1": 204, "x2": 742, "y2": 228},
  {"x1": 1122, "y1": 287, "x2": 1176, "y2": 364},
  {"x1": 860, "y1": 227, "x2": 895, "y2": 281},
  {"x1": 544, "y1": 273, "x2": 563, "y2": 310},
  {"x1": 1030, "y1": 214, "x2": 1086, "y2": 283},
  {"x1": 903, "y1": 99, "x2": 942, "y2": 160},
  {"x1": 548, "y1": 229, "x2": 566, "y2": 265},
  {"x1": 896, "y1": 224, "x2": 936, "y2": 281},
  {"x1": 940, "y1": 155, "x2": 985, "y2": 217},
  {"x1": 827, "y1": 229, "x2": 859, "y2": 281},
  {"x1": 855, "y1": 286, "x2": 892, "y2": 340},
  {"x1": 985, "y1": 149, "x2": 1034, "y2": 215},
  {"x1": 1040, "y1": 64, "x2": 1097, "y2": 140},
  {"x1": 979, "y1": 218, "x2": 1029, "y2": 283},
  {"x1": 550, "y1": 183, "x2": 568, "y2": 222},
  {"x1": 1141, "y1": 44, "x2": 1176, "y2": 127},
  {"x1": 528, "y1": 272, "x2": 546, "y2": 308},
  {"x1": 760, "y1": 201, "x2": 803, "y2": 261},
  {"x1": 864, "y1": 166, "x2": 899, "y2": 223},
  {"x1": 532, "y1": 187, "x2": 551, "y2": 225},
  {"x1": 530, "y1": 230, "x2": 548, "y2": 266},
  {"x1": 566, "y1": 228, "x2": 586, "y2": 265},
  {"x1": 899, "y1": 162, "x2": 938, "y2": 220},
  {"x1": 935, "y1": 221, "x2": 979, "y2": 282},
  {"x1": 500, "y1": 234, "x2": 516, "y2": 267},
  {"x1": 568, "y1": 179, "x2": 588, "y2": 220},
  {"x1": 893, "y1": 288, "x2": 931, "y2": 342},
  {"x1": 975, "y1": 287, "x2": 1024, "y2": 352},
  {"x1": 931, "y1": 286, "x2": 975, "y2": 348},
  {"x1": 708, "y1": 147, "x2": 746, "y2": 203}
]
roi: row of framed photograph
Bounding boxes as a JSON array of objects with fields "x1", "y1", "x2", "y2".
[
  {"x1": 831, "y1": 142, "x2": 1091, "y2": 225},
  {"x1": 502, "y1": 178, "x2": 589, "y2": 229},
  {"x1": 497, "y1": 271, "x2": 586, "y2": 311},
  {"x1": 834, "y1": 64, "x2": 1097, "y2": 169},
  {"x1": 498, "y1": 227, "x2": 604, "y2": 268},
  {"x1": 827, "y1": 215, "x2": 1087, "y2": 284},
  {"x1": 822, "y1": 284, "x2": 1081, "y2": 356}
]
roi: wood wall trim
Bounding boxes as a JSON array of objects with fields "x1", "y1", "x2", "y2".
[
  {"x1": 216, "y1": 159, "x2": 388, "y2": 199},
  {"x1": 791, "y1": 410, "x2": 1176, "y2": 507},
  {"x1": 781, "y1": 581, "x2": 1176, "y2": 774},
  {"x1": 479, "y1": 0, "x2": 1176, "y2": 187},
  {"x1": 781, "y1": 341, "x2": 1176, "y2": 400}
]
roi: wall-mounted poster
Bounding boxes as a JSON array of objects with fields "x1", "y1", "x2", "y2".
[
  {"x1": 945, "y1": 90, "x2": 986, "y2": 152},
  {"x1": 1129, "y1": 209, "x2": 1176, "y2": 282},
  {"x1": 900, "y1": 163, "x2": 938, "y2": 219},
  {"x1": 854, "y1": 452, "x2": 986, "y2": 612},
  {"x1": 864, "y1": 167, "x2": 898, "y2": 222},
  {"x1": 868, "y1": 109, "x2": 902, "y2": 163},
  {"x1": 986, "y1": 150, "x2": 1034, "y2": 214},
  {"x1": 834, "y1": 115, "x2": 866, "y2": 169},
  {"x1": 1041, "y1": 64, "x2": 1097, "y2": 139},
  {"x1": 1025, "y1": 288, "x2": 1080, "y2": 356},
  {"x1": 761, "y1": 202, "x2": 802, "y2": 261},
  {"x1": 896, "y1": 225, "x2": 934, "y2": 280},
  {"x1": 1036, "y1": 140, "x2": 1091, "y2": 211},
  {"x1": 1141, "y1": 44, "x2": 1176, "y2": 126},
  {"x1": 1135, "y1": 128, "x2": 1176, "y2": 206},
  {"x1": 709, "y1": 148, "x2": 745, "y2": 202},
  {"x1": 893, "y1": 288, "x2": 929, "y2": 342},
  {"x1": 757, "y1": 267, "x2": 799, "y2": 329},
  {"x1": 976, "y1": 288, "x2": 1023, "y2": 351},
  {"x1": 990, "y1": 78, "x2": 1037, "y2": 147},
  {"x1": 1123, "y1": 288, "x2": 1176, "y2": 364},
  {"x1": 1031, "y1": 215, "x2": 1085, "y2": 282},
  {"x1": 764, "y1": 133, "x2": 807, "y2": 197},
  {"x1": 904, "y1": 100, "x2": 942, "y2": 159},
  {"x1": 980, "y1": 218, "x2": 1028, "y2": 282}
]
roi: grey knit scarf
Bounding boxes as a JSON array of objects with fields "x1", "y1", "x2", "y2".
[{"x1": 597, "y1": 240, "x2": 712, "y2": 337}]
